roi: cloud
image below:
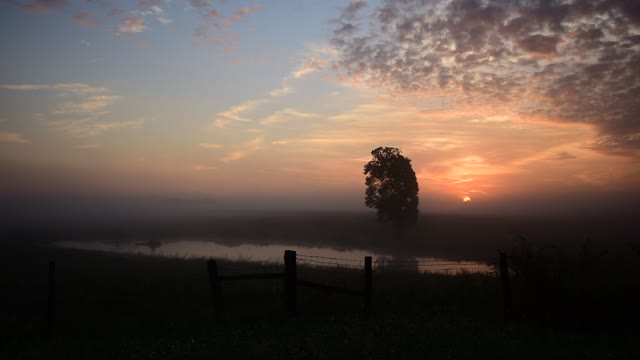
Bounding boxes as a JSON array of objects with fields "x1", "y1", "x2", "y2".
[
  {"x1": 2, "y1": 84, "x2": 55, "y2": 91},
  {"x1": 550, "y1": 151, "x2": 578, "y2": 160},
  {"x1": 266, "y1": 50, "x2": 332, "y2": 98},
  {"x1": 53, "y1": 95, "x2": 121, "y2": 115},
  {"x1": 331, "y1": 0, "x2": 640, "y2": 157},
  {"x1": 12, "y1": 0, "x2": 146, "y2": 22},
  {"x1": 113, "y1": 3, "x2": 173, "y2": 34},
  {"x1": 50, "y1": 118, "x2": 144, "y2": 137},
  {"x1": 33, "y1": 86, "x2": 122, "y2": 121},
  {"x1": 0, "y1": 131, "x2": 30, "y2": 144},
  {"x1": 212, "y1": 118, "x2": 232, "y2": 129},
  {"x1": 332, "y1": 0, "x2": 368, "y2": 38},
  {"x1": 213, "y1": 52, "x2": 328, "y2": 128},
  {"x1": 341, "y1": 0, "x2": 367, "y2": 21},
  {"x1": 118, "y1": 16, "x2": 147, "y2": 33},
  {"x1": 268, "y1": 86, "x2": 293, "y2": 97},
  {"x1": 12, "y1": 0, "x2": 255, "y2": 52},
  {"x1": 1, "y1": 83, "x2": 111, "y2": 93},
  {"x1": 199, "y1": 143, "x2": 223, "y2": 149},
  {"x1": 192, "y1": 1, "x2": 262, "y2": 53},
  {"x1": 1, "y1": 83, "x2": 113, "y2": 98},
  {"x1": 221, "y1": 135, "x2": 264, "y2": 162},
  {"x1": 18, "y1": 0, "x2": 68, "y2": 13},
  {"x1": 2, "y1": 83, "x2": 141, "y2": 137},
  {"x1": 151, "y1": 6, "x2": 172, "y2": 24},
  {"x1": 261, "y1": 108, "x2": 320, "y2": 126},
  {"x1": 518, "y1": 34, "x2": 561, "y2": 57},
  {"x1": 222, "y1": 4, "x2": 261, "y2": 26},
  {"x1": 292, "y1": 58, "x2": 325, "y2": 79},
  {"x1": 233, "y1": 5, "x2": 261, "y2": 16},
  {"x1": 190, "y1": 1, "x2": 262, "y2": 49},
  {"x1": 219, "y1": 100, "x2": 266, "y2": 121},
  {"x1": 186, "y1": 0, "x2": 212, "y2": 10},
  {"x1": 214, "y1": 99, "x2": 268, "y2": 127}
]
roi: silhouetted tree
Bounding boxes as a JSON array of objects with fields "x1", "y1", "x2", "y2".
[{"x1": 364, "y1": 147, "x2": 419, "y2": 231}]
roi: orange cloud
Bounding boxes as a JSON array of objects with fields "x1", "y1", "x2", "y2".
[{"x1": 0, "y1": 131, "x2": 30, "y2": 144}]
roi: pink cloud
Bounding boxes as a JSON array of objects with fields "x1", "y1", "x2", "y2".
[
  {"x1": 118, "y1": 16, "x2": 146, "y2": 33},
  {"x1": 20, "y1": 0, "x2": 68, "y2": 13}
]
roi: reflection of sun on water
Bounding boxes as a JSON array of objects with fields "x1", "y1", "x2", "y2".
[{"x1": 462, "y1": 196, "x2": 472, "y2": 203}]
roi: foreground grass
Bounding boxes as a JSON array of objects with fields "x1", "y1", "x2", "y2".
[{"x1": 1, "y1": 240, "x2": 638, "y2": 359}]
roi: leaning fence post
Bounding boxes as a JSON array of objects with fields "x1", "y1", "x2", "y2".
[
  {"x1": 284, "y1": 250, "x2": 297, "y2": 316},
  {"x1": 207, "y1": 259, "x2": 224, "y2": 324},
  {"x1": 364, "y1": 256, "x2": 372, "y2": 318},
  {"x1": 45, "y1": 260, "x2": 55, "y2": 339},
  {"x1": 499, "y1": 252, "x2": 511, "y2": 319}
]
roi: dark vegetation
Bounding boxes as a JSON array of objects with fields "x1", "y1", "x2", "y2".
[
  {"x1": 364, "y1": 147, "x2": 420, "y2": 229},
  {"x1": 1, "y1": 231, "x2": 639, "y2": 359}
]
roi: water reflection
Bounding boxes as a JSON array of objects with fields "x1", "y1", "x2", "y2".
[{"x1": 56, "y1": 239, "x2": 491, "y2": 275}]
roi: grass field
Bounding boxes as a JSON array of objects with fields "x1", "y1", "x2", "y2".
[{"x1": 1, "y1": 236, "x2": 639, "y2": 359}]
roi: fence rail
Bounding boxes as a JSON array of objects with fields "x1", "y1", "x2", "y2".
[{"x1": 207, "y1": 250, "x2": 373, "y2": 321}]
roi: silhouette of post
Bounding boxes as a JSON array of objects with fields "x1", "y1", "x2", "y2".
[
  {"x1": 45, "y1": 261, "x2": 55, "y2": 339},
  {"x1": 499, "y1": 252, "x2": 511, "y2": 319},
  {"x1": 284, "y1": 250, "x2": 297, "y2": 316},
  {"x1": 207, "y1": 259, "x2": 224, "y2": 324},
  {"x1": 364, "y1": 256, "x2": 372, "y2": 319}
]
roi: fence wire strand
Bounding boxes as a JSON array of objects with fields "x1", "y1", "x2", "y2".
[
  {"x1": 378, "y1": 262, "x2": 486, "y2": 267},
  {"x1": 379, "y1": 260, "x2": 487, "y2": 264},
  {"x1": 298, "y1": 258, "x2": 363, "y2": 268},
  {"x1": 212, "y1": 251, "x2": 492, "y2": 273},
  {"x1": 297, "y1": 253, "x2": 364, "y2": 264}
]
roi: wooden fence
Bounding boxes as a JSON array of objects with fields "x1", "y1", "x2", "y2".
[{"x1": 207, "y1": 250, "x2": 373, "y2": 322}]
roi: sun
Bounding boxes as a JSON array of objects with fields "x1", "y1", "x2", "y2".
[{"x1": 462, "y1": 196, "x2": 472, "y2": 203}]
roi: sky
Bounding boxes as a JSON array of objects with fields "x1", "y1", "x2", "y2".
[{"x1": 1, "y1": 0, "x2": 639, "y2": 215}]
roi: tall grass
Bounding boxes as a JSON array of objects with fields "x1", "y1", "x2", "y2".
[
  {"x1": 508, "y1": 237, "x2": 640, "y2": 328},
  {"x1": 1, "y1": 239, "x2": 638, "y2": 359}
]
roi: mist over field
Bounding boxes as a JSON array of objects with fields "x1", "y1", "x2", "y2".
[{"x1": 2, "y1": 193, "x2": 636, "y2": 263}]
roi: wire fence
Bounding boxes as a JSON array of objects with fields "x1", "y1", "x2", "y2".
[
  {"x1": 296, "y1": 253, "x2": 495, "y2": 274},
  {"x1": 297, "y1": 258, "x2": 363, "y2": 268},
  {"x1": 297, "y1": 254, "x2": 364, "y2": 264}
]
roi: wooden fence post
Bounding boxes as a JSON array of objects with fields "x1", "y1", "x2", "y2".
[
  {"x1": 499, "y1": 252, "x2": 511, "y2": 319},
  {"x1": 45, "y1": 261, "x2": 55, "y2": 339},
  {"x1": 207, "y1": 259, "x2": 224, "y2": 324},
  {"x1": 364, "y1": 256, "x2": 372, "y2": 319},
  {"x1": 284, "y1": 250, "x2": 297, "y2": 316}
]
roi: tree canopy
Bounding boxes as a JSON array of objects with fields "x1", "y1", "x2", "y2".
[{"x1": 364, "y1": 147, "x2": 419, "y2": 229}]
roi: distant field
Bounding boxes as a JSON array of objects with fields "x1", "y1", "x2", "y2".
[{"x1": 3, "y1": 212, "x2": 636, "y2": 261}]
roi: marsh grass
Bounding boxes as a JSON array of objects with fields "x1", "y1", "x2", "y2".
[{"x1": 1, "y1": 240, "x2": 638, "y2": 359}]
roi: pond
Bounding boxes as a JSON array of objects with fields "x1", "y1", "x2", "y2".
[{"x1": 56, "y1": 239, "x2": 493, "y2": 275}]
